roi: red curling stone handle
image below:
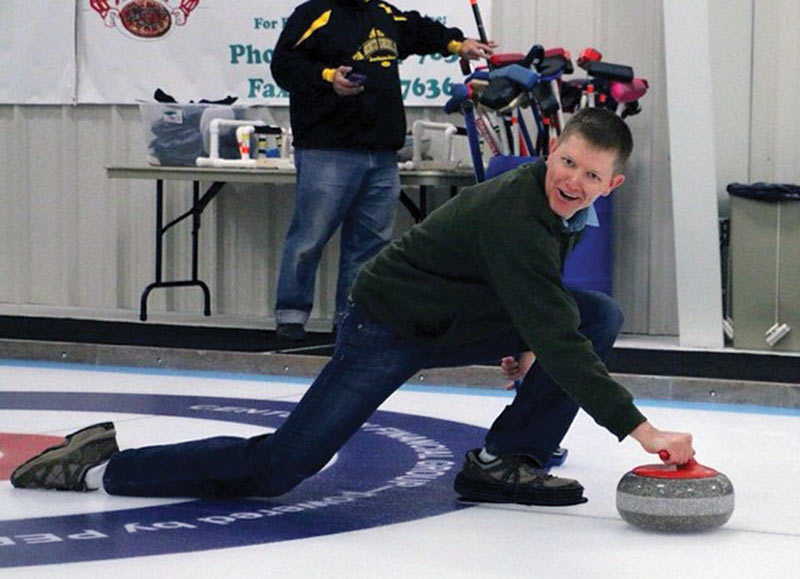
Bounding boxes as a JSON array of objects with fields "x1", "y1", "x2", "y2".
[
  {"x1": 634, "y1": 450, "x2": 717, "y2": 479},
  {"x1": 658, "y1": 450, "x2": 697, "y2": 469}
]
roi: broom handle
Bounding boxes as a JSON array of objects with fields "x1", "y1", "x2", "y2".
[{"x1": 469, "y1": 0, "x2": 489, "y2": 44}]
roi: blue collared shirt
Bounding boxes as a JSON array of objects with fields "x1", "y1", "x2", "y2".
[{"x1": 561, "y1": 203, "x2": 599, "y2": 233}]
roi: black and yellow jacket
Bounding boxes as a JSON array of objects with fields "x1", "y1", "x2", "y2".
[
  {"x1": 271, "y1": 0, "x2": 464, "y2": 151},
  {"x1": 352, "y1": 159, "x2": 647, "y2": 441}
]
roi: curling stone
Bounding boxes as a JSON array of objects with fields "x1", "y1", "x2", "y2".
[{"x1": 616, "y1": 452, "x2": 734, "y2": 533}]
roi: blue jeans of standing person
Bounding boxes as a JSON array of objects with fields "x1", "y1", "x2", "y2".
[
  {"x1": 274, "y1": 148, "x2": 400, "y2": 328},
  {"x1": 103, "y1": 289, "x2": 623, "y2": 498}
]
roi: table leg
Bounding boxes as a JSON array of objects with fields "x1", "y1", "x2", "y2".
[{"x1": 140, "y1": 179, "x2": 220, "y2": 321}]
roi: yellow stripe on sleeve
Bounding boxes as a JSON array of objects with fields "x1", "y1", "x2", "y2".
[
  {"x1": 447, "y1": 40, "x2": 463, "y2": 54},
  {"x1": 293, "y1": 10, "x2": 331, "y2": 48},
  {"x1": 321, "y1": 68, "x2": 336, "y2": 83}
]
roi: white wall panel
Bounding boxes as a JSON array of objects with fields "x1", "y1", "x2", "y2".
[
  {"x1": 608, "y1": 0, "x2": 675, "y2": 335},
  {"x1": 751, "y1": 0, "x2": 800, "y2": 184},
  {"x1": 0, "y1": 107, "x2": 28, "y2": 304},
  {"x1": 664, "y1": 0, "x2": 724, "y2": 348},
  {"x1": 710, "y1": 0, "x2": 753, "y2": 216}
]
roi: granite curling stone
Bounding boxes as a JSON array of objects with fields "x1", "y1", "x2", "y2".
[{"x1": 616, "y1": 454, "x2": 734, "y2": 533}]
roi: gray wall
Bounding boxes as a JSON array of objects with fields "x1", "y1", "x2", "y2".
[{"x1": 0, "y1": 1, "x2": 788, "y2": 338}]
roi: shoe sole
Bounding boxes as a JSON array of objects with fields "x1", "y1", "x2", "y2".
[
  {"x1": 11, "y1": 422, "x2": 117, "y2": 491},
  {"x1": 453, "y1": 473, "x2": 588, "y2": 506}
]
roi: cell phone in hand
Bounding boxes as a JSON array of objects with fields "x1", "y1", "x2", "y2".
[{"x1": 346, "y1": 72, "x2": 367, "y2": 85}]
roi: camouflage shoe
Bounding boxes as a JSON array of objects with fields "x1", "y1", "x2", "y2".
[
  {"x1": 11, "y1": 422, "x2": 119, "y2": 492},
  {"x1": 454, "y1": 449, "x2": 587, "y2": 506}
]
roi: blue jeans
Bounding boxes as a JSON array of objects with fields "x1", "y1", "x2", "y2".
[
  {"x1": 275, "y1": 149, "x2": 400, "y2": 327},
  {"x1": 104, "y1": 289, "x2": 623, "y2": 498}
]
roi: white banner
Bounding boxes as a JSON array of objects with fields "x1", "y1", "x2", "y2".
[
  {"x1": 0, "y1": 2, "x2": 76, "y2": 104},
  {"x1": 76, "y1": 0, "x2": 491, "y2": 105}
]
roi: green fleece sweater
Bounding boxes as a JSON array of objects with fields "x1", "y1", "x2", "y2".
[{"x1": 351, "y1": 159, "x2": 646, "y2": 441}]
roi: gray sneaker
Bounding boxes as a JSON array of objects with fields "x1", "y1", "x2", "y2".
[
  {"x1": 11, "y1": 422, "x2": 119, "y2": 492},
  {"x1": 453, "y1": 449, "x2": 587, "y2": 506}
]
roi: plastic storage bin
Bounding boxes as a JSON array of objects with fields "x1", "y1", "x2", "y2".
[{"x1": 139, "y1": 102, "x2": 259, "y2": 166}]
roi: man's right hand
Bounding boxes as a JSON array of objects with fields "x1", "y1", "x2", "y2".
[
  {"x1": 629, "y1": 420, "x2": 694, "y2": 465},
  {"x1": 332, "y1": 66, "x2": 364, "y2": 96}
]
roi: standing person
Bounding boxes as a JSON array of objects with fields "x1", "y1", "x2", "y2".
[
  {"x1": 270, "y1": 0, "x2": 495, "y2": 341},
  {"x1": 11, "y1": 109, "x2": 694, "y2": 506}
]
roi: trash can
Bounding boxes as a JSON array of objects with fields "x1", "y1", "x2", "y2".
[{"x1": 728, "y1": 182, "x2": 800, "y2": 351}]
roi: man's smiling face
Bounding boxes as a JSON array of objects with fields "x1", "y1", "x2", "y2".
[{"x1": 544, "y1": 134, "x2": 626, "y2": 220}]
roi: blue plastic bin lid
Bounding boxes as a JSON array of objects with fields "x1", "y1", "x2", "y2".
[{"x1": 727, "y1": 182, "x2": 800, "y2": 202}]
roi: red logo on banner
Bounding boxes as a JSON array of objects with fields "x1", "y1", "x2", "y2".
[{"x1": 90, "y1": 0, "x2": 199, "y2": 40}]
